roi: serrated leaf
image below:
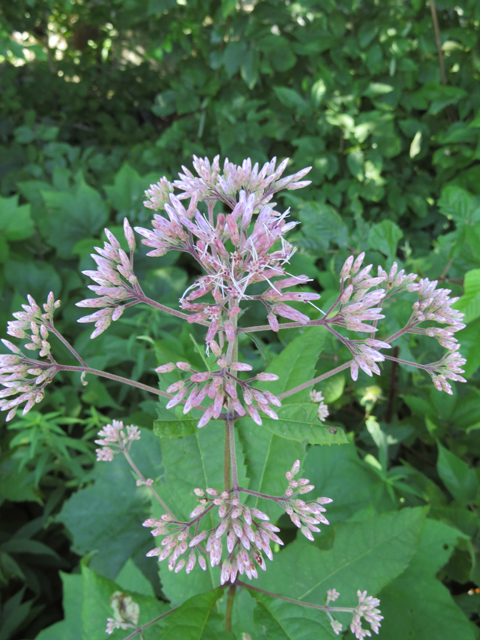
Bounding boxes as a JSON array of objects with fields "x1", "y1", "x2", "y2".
[
  {"x1": 260, "y1": 403, "x2": 347, "y2": 445},
  {"x1": 263, "y1": 326, "x2": 327, "y2": 403},
  {"x1": 454, "y1": 269, "x2": 480, "y2": 323},
  {"x1": 237, "y1": 419, "x2": 306, "y2": 522},
  {"x1": 438, "y1": 186, "x2": 480, "y2": 226},
  {"x1": 0, "y1": 195, "x2": 34, "y2": 241}
]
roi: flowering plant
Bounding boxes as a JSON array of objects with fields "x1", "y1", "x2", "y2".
[{"x1": 0, "y1": 156, "x2": 467, "y2": 638}]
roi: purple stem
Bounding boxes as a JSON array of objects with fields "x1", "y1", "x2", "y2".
[
  {"x1": 278, "y1": 361, "x2": 352, "y2": 400},
  {"x1": 235, "y1": 581, "x2": 355, "y2": 613}
]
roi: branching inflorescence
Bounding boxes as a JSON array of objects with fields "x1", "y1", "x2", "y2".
[{"x1": 0, "y1": 155, "x2": 469, "y2": 638}]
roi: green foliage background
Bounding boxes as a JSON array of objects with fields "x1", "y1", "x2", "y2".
[{"x1": 1, "y1": 0, "x2": 480, "y2": 638}]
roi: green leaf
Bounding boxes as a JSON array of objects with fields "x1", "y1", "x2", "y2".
[
  {"x1": 223, "y1": 41, "x2": 247, "y2": 77},
  {"x1": 368, "y1": 220, "x2": 403, "y2": 260},
  {"x1": 104, "y1": 163, "x2": 157, "y2": 221},
  {"x1": 0, "y1": 538, "x2": 60, "y2": 559},
  {"x1": 252, "y1": 594, "x2": 335, "y2": 639},
  {"x1": 40, "y1": 180, "x2": 109, "y2": 258},
  {"x1": 58, "y1": 429, "x2": 162, "y2": 579},
  {"x1": 437, "y1": 443, "x2": 478, "y2": 505},
  {"x1": 254, "y1": 508, "x2": 427, "y2": 603},
  {"x1": 237, "y1": 419, "x2": 306, "y2": 522},
  {"x1": 262, "y1": 326, "x2": 327, "y2": 403},
  {"x1": 438, "y1": 186, "x2": 480, "y2": 226},
  {"x1": 378, "y1": 520, "x2": 475, "y2": 640},
  {"x1": 346, "y1": 148, "x2": 365, "y2": 181},
  {"x1": 154, "y1": 409, "x2": 224, "y2": 439},
  {"x1": 260, "y1": 403, "x2": 347, "y2": 445},
  {"x1": 159, "y1": 590, "x2": 223, "y2": 640},
  {"x1": 322, "y1": 374, "x2": 345, "y2": 404},
  {"x1": 81, "y1": 564, "x2": 169, "y2": 640},
  {"x1": 0, "y1": 195, "x2": 34, "y2": 241},
  {"x1": 303, "y1": 441, "x2": 391, "y2": 524},
  {"x1": 115, "y1": 559, "x2": 155, "y2": 597},
  {"x1": 35, "y1": 573, "x2": 83, "y2": 640},
  {"x1": 454, "y1": 269, "x2": 480, "y2": 323},
  {"x1": 273, "y1": 87, "x2": 308, "y2": 112}
]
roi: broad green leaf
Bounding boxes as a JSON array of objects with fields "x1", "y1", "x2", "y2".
[
  {"x1": 456, "y1": 318, "x2": 480, "y2": 376},
  {"x1": 58, "y1": 429, "x2": 162, "y2": 579},
  {"x1": 368, "y1": 220, "x2": 403, "y2": 260},
  {"x1": 159, "y1": 590, "x2": 223, "y2": 640},
  {"x1": 4, "y1": 259, "x2": 61, "y2": 302},
  {"x1": 454, "y1": 269, "x2": 480, "y2": 323},
  {"x1": 437, "y1": 443, "x2": 478, "y2": 505},
  {"x1": 116, "y1": 559, "x2": 155, "y2": 597},
  {"x1": 81, "y1": 564, "x2": 169, "y2": 640},
  {"x1": 40, "y1": 180, "x2": 109, "y2": 257},
  {"x1": 263, "y1": 326, "x2": 327, "y2": 403},
  {"x1": 35, "y1": 573, "x2": 83, "y2": 640},
  {"x1": 224, "y1": 41, "x2": 247, "y2": 77},
  {"x1": 260, "y1": 403, "x2": 348, "y2": 445},
  {"x1": 438, "y1": 186, "x2": 480, "y2": 226},
  {"x1": 379, "y1": 520, "x2": 474, "y2": 640},
  {"x1": 0, "y1": 195, "x2": 34, "y2": 241},
  {"x1": 346, "y1": 148, "x2": 365, "y2": 181},
  {"x1": 154, "y1": 409, "x2": 223, "y2": 439},
  {"x1": 303, "y1": 442, "x2": 392, "y2": 524},
  {"x1": 298, "y1": 203, "x2": 349, "y2": 250},
  {"x1": 273, "y1": 87, "x2": 308, "y2": 112},
  {"x1": 104, "y1": 163, "x2": 157, "y2": 221},
  {"x1": 251, "y1": 594, "x2": 335, "y2": 639},
  {"x1": 254, "y1": 508, "x2": 427, "y2": 604}
]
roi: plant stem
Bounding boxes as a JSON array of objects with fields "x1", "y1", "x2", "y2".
[
  {"x1": 224, "y1": 421, "x2": 232, "y2": 492},
  {"x1": 225, "y1": 584, "x2": 236, "y2": 633},
  {"x1": 278, "y1": 361, "x2": 352, "y2": 400},
  {"x1": 238, "y1": 488, "x2": 284, "y2": 502},
  {"x1": 48, "y1": 324, "x2": 88, "y2": 367},
  {"x1": 382, "y1": 354, "x2": 430, "y2": 371},
  {"x1": 120, "y1": 606, "x2": 180, "y2": 640},
  {"x1": 55, "y1": 364, "x2": 172, "y2": 399},
  {"x1": 122, "y1": 447, "x2": 174, "y2": 517},
  {"x1": 235, "y1": 581, "x2": 354, "y2": 614},
  {"x1": 227, "y1": 414, "x2": 239, "y2": 493}
]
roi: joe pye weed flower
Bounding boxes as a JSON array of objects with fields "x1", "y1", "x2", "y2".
[{"x1": 1, "y1": 155, "x2": 468, "y2": 638}]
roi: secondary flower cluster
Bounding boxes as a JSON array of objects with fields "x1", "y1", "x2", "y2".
[
  {"x1": 76, "y1": 220, "x2": 137, "y2": 339},
  {"x1": 331, "y1": 254, "x2": 467, "y2": 394},
  {"x1": 326, "y1": 588, "x2": 383, "y2": 640},
  {"x1": 0, "y1": 293, "x2": 60, "y2": 422},
  {"x1": 281, "y1": 459, "x2": 332, "y2": 540},
  {"x1": 95, "y1": 419, "x2": 141, "y2": 462},
  {"x1": 143, "y1": 460, "x2": 332, "y2": 585},
  {"x1": 156, "y1": 358, "x2": 281, "y2": 428}
]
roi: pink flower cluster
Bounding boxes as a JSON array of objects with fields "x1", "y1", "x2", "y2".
[
  {"x1": 76, "y1": 220, "x2": 137, "y2": 339},
  {"x1": 0, "y1": 293, "x2": 60, "y2": 421},
  {"x1": 282, "y1": 460, "x2": 332, "y2": 540},
  {"x1": 350, "y1": 590, "x2": 383, "y2": 640},
  {"x1": 156, "y1": 359, "x2": 281, "y2": 428},
  {"x1": 143, "y1": 460, "x2": 332, "y2": 584},
  {"x1": 95, "y1": 420, "x2": 141, "y2": 462}
]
